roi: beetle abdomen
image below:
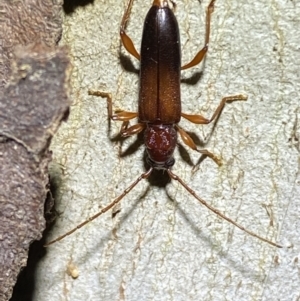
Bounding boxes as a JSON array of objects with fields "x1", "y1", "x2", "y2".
[{"x1": 139, "y1": 3, "x2": 181, "y2": 123}]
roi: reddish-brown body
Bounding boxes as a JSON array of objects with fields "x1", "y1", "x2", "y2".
[
  {"x1": 139, "y1": 4, "x2": 181, "y2": 124},
  {"x1": 46, "y1": 0, "x2": 281, "y2": 248},
  {"x1": 140, "y1": 2, "x2": 181, "y2": 168}
]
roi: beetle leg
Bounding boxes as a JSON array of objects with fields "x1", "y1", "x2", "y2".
[
  {"x1": 88, "y1": 90, "x2": 138, "y2": 135},
  {"x1": 206, "y1": 94, "x2": 248, "y2": 123},
  {"x1": 176, "y1": 125, "x2": 222, "y2": 165},
  {"x1": 179, "y1": 94, "x2": 247, "y2": 165},
  {"x1": 121, "y1": 123, "x2": 145, "y2": 137},
  {"x1": 120, "y1": 0, "x2": 141, "y2": 60},
  {"x1": 181, "y1": 112, "x2": 209, "y2": 124},
  {"x1": 181, "y1": 0, "x2": 216, "y2": 70},
  {"x1": 181, "y1": 94, "x2": 247, "y2": 125}
]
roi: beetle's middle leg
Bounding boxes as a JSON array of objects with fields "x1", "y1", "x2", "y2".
[
  {"x1": 178, "y1": 94, "x2": 247, "y2": 165},
  {"x1": 181, "y1": 94, "x2": 247, "y2": 125},
  {"x1": 88, "y1": 90, "x2": 144, "y2": 137}
]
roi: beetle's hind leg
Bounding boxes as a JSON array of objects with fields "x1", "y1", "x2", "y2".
[
  {"x1": 181, "y1": 0, "x2": 216, "y2": 70},
  {"x1": 120, "y1": 0, "x2": 140, "y2": 61}
]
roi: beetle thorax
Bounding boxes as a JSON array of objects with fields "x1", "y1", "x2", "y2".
[{"x1": 144, "y1": 124, "x2": 177, "y2": 169}]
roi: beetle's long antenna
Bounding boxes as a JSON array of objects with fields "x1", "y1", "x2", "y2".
[
  {"x1": 44, "y1": 168, "x2": 153, "y2": 247},
  {"x1": 167, "y1": 169, "x2": 282, "y2": 248}
]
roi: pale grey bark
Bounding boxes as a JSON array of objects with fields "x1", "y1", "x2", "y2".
[{"x1": 35, "y1": 0, "x2": 300, "y2": 300}]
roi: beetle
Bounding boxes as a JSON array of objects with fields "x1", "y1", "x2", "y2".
[{"x1": 45, "y1": 0, "x2": 281, "y2": 248}]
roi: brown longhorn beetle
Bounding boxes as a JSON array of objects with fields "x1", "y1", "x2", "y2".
[{"x1": 45, "y1": 0, "x2": 282, "y2": 248}]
